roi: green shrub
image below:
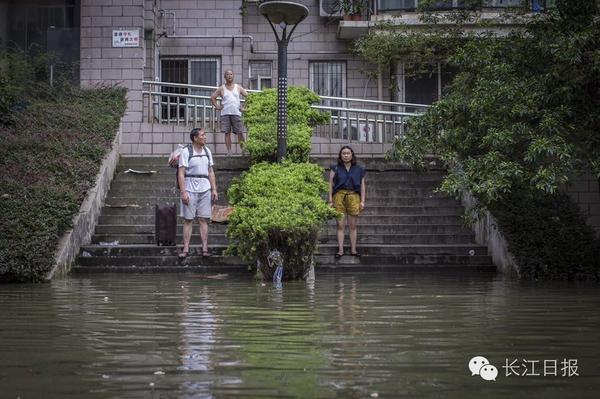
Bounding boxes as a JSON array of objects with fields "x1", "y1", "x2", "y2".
[
  {"x1": 243, "y1": 123, "x2": 313, "y2": 163},
  {"x1": 0, "y1": 53, "x2": 126, "y2": 282},
  {"x1": 226, "y1": 162, "x2": 338, "y2": 280},
  {"x1": 244, "y1": 86, "x2": 330, "y2": 128},
  {"x1": 490, "y1": 191, "x2": 600, "y2": 280},
  {"x1": 243, "y1": 86, "x2": 329, "y2": 163}
]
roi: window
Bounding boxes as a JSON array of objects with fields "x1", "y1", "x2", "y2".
[
  {"x1": 402, "y1": 63, "x2": 455, "y2": 111},
  {"x1": 309, "y1": 61, "x2": 346, "y2": 99},
  {"x1": 160, "y1": 57, "x2": 220, "y2": 120},
  {"x1": 378, "y1": 0, "x2": 416, "y2": 11},
  {"x1": 378, "y1": 0, "x2": 532, "y2": 11},
  {"x1": 249, "y1": 61, "x2": 272, "y2": 91},
  {"x1": 482, "y1": 0, "x2": 523, "y2": 7}
]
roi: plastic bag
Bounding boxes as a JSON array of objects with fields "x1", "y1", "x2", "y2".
[{"x1": 168, "y1": 144, "x2": 185, "y2": 168}]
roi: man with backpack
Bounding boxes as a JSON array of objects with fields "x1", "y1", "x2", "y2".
[{"x1": 177, "y1": 127, "x2": 218, "y2": 259}]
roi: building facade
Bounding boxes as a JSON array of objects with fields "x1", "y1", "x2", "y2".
[{"x1": 1, "y1": 0, "x2": 597, "y2": 232}]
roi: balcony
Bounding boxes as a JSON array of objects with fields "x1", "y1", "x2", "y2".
[{"x1": 336, "y1": 0, "x2": 556, "y2": 39}]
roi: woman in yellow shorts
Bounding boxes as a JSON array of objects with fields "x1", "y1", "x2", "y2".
[{"x1": 328, "y1": 146, "x2": 366, "y2": 258}]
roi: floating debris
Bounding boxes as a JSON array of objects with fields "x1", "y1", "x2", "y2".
[
  {"x1": 99, "y1": 241, "x2": 120, "y2": 246},
  {"x1": 268, "y1": 250, "x2": 284, "y2": 288},
  {"x1": 154, "y1": 371, "x2": 165, "y2": 375},
  {"x1": 123, "y1": 168, "x2": 157, "y2": 174},
  {"x1": 105, "y1": 204, "x2": 141, "y2": 208}
]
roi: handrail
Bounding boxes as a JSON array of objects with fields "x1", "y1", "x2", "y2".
[
  {"x1": 141, "y1": 80, "x2": 429, "y2": 146},
  {"x1": 142, "y1": 80, "x2": 427, "y2": 109}
]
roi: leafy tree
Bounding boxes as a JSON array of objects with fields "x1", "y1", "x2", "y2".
[
  {"x1": 354, "y1": 0, "x2": 600, "y2": 279},
  {"x1": 356, "y1": 0, "x2": 599, "y2": 205}
]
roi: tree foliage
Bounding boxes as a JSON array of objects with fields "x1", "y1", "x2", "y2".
[
  {"x1": 354, "y1": 0, "x2": 600, "y2": 279},
  {"x1": 355, "y1": 0, "x2": 600, "y2": 205}
]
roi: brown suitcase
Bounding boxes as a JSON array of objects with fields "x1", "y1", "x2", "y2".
[{"x1": 155, "y1": 204, "x2": 176, "y2": 246}]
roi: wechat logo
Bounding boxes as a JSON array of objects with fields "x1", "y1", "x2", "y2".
[{"x1": 469, "y1": 356, "x2": 498, "y2": 381}]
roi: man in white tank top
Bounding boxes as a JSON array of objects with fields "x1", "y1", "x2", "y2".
[{"x1": 211, "y1": 69, "x2": 248, "y2": 156}]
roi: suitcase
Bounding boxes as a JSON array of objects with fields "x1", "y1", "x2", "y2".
[{"x1": 155, "y1": 204, "x2": 176, "y2": 246}]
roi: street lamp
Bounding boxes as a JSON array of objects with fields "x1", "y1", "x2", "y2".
[{"x1": 259, "y1": 1, "x2": 309, "y2": 162}]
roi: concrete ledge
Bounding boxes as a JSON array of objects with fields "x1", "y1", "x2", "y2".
[
  {"x1": 460, "y1": 191, "x2": 519, "y2": 277},
  {"x1": 46, "y1": 127, "x2": 123, "y2": 280}
]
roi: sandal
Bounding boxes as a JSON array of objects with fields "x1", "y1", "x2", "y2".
[
  {"x1": 334, "y1": 252, "x2": 344, "y2": 259},
  {"x1": 350, "y1": 252, "x2": 361, "y2": 258},
  {"x1": 202, "y1": 251, "x2": 211, "y2": 257},
  {"x1": 178, "y1": 251, "x2": 189, "y2": 260}
]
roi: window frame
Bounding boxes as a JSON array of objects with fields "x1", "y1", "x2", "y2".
[
  {"x1": 308, "y1": 61, "x2": 347, "y2": 99},
  {"x1": 248, "y1": 61, "x2": 273, "y2": 91}
]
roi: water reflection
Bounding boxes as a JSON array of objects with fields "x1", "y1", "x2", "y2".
[{"x1": 0, "y1": 272, "x2": 599, "y2": 398}]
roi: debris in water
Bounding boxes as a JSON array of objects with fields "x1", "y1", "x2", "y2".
[
  {"x1": 99, "y1": 241, "x2": 120, "y2": 246},
  {"x1": 106, "y1": 204, "x2": 140, "y2": 208},
  {"x1": 123, "y1": 168, "x2": 157, "y2": 174},
  {"x1": 154, "y1": 371, "x2": 165, "y2": 375}
]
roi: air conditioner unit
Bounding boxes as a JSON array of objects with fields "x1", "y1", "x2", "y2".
[{"x1": 320, "y1": 0, "x2": 342, "y2": 18}]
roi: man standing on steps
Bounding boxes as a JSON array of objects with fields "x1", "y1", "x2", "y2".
[
  {"x1": 211, "y1": 69, "x2": 248, "y2": 156},
  {"x1": 178, "y1": 127, "x2": 218, "y2": 259}
]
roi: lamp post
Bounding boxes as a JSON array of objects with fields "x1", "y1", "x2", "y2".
[{"x1": 259, "y1": 1, "x2": 309, "y2": 162}]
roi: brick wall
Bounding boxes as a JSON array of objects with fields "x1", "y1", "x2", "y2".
[
  {"x1": 80, "y1": 0, "x2": 145, "y2": 127},
  {"x1": 243, "y1": 0, "x2": 386, "y2": 99}
]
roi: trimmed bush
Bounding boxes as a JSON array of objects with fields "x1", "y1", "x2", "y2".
[
  {"x1": 227, "y1": 85, "x2": 335, "y2": 280},
  {"x1": 0, "y1": 51, "x2": 126, "y2": 282},
  {"x1": 243, "y1": 123, "x2": 313, "y2": 163},
  {"x1": 226, "y1": 161, "x2": 338, "y2": 280},
  {"x1": 243, "y1": 86, "x2": 330, "y2": 128},
  {"x1": 243, "y1": 86, "x2": 329, "y2": 163},
  {"x1": 490, "y1": 191, "x2": 600, "y2": 280}
]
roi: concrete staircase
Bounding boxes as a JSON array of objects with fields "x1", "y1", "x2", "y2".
[{"x1": 71, "y1": 156, "x2": 496, "y2": 273}]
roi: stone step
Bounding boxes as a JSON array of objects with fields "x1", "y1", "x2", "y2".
[
  {"x1": 104, "y1": 186, "x2": 446, "y2": 198},
  {"x1": 119, "y1": 156, "x2": 446, "y2": 171},
  {"x1": 94, "y1": 223, "x2": 470, "y2": 235},
  {"x1": 91, "y1": 234, "x2": 230, "y2": 245},
  {"x1": 91, "y1": 232, "x2": 475, "y2": 245},
  {"x1": 98, "y1": 206, "x2": 465, "y2": 222},
  {"x1": 80, "y1": 244, "x2": 488, "y2": 257},
  {"x1": 109, "y1": 178, "x2": 443, "y2": 189},
  {"x1": 75, "y1": 253, "x2": 492, "y2": 268},
  {"x1": 71, "y1": 263, "x2": 496, "y2": 274},
  {"x1": 100, "y1": 203, "x2": 464, "y2": 215},
  {"x1": 118, "y1": 158, "x2": 250, "y2": 171},
  {"x1": 103, "y1": 196, "x2": 456, "y2": 208},
  {"x1": 114, "y1": 171, "x2": 446, "y2": 182},
  {"x1": 98, "y1": 213, "x2": 464, "y2": 225},
  {"x1": 111, "y1": 175, "x2": 240, "y2": 184}
]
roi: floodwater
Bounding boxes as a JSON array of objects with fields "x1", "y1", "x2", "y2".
[{"x1": 1, "y1": 271, "x2": 599, "y2": 399}]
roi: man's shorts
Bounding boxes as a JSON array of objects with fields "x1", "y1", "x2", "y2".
[
  {"x1": 180, "y1": 190, "x2": 211, "y2": 220},
  {"x1": 333, "y1": 189, "x2": 361, "y2": 216},
  {"x1": 220, "y1": 114, "x2": 244, "y2": 134}
]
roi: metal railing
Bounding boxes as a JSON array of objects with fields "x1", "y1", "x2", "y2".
[{"x1": 142, "y1": 80, "x2": 428, "y2": 144}]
